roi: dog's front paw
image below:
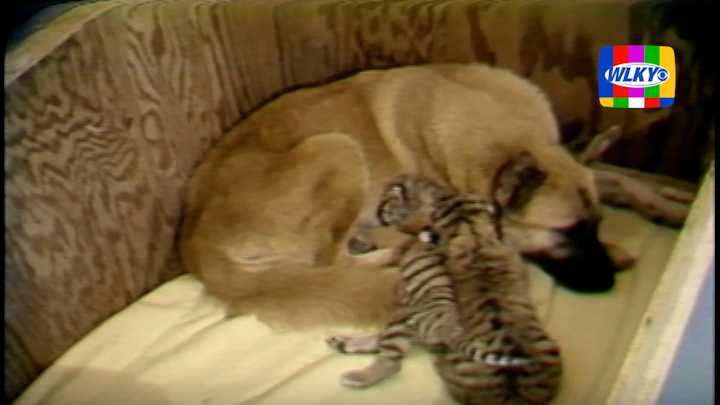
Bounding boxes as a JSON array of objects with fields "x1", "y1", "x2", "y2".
[
  {"x1": 347, "y1": 236, "x2": 377, "y2": 255},
  {"x1": 657, "y1": 186, "x2": 695, "y2": 204}
]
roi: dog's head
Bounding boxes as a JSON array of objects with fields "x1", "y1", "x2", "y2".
[{"x1": 491, "y1": 149, "x2": 620, "y2": 292}]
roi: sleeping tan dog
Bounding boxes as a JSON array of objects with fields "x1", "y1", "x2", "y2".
[{"x1": 180, "y1": 64, "x2": 689, "y2": 329}]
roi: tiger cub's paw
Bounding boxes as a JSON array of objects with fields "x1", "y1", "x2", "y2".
[
  {"x1": 426, "y1": 324, "x2": 463, "y2": 351},
  {"x1": 326, "y1": 336, "x2": 350, "y2": 353},
  {"x1": 326, "y1": 335, "x2": 380, "y2": 354},
  {"x1": 347, "y1": 236, "x2": 378, "y2": 255},
  {"x1": 340, "y1": 359, "x2": 401, "y2": 388},
  {"x1": 340, "y1": 369, "x2": 381, "y2": 388},
  {"x1": 463, "y1": 342, "x2": 488, "y2": 362}
]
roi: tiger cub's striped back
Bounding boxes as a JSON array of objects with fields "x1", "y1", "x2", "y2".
[{"x1": 432, "y1": 192, "x2": 562, "y2": 405}]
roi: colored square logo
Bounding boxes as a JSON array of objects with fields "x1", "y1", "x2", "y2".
[{"x1": 598, "y1": 45, "x2": 675, "y2": 108}]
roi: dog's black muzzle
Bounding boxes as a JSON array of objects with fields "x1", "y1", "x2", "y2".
[{"x1": 526, "y1": 220, "x2": 618, "y2": 293}]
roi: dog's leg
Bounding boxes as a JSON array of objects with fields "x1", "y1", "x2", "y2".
[
  {"x1": 576, "y1": 126, "x2": 694, "y2": 227},
  {"x1": 577, "y1": 125, "x2": 622, "y2": 165},
  {"x1": 657, "y1": 186, "x2": 696, "y2": 204},
  {"x1": 594, "y1": 169, "x2": 692, "y2": 227}
]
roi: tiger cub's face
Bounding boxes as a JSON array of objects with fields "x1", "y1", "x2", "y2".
[
  {"x1": 377, "y1": 175, "x2": 500, "y2": 248},
  {"x1": 377, "y1": 175, "x2": 453, "y2": 236}
]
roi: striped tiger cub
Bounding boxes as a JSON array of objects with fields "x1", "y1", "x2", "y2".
[
  {"x1": 327, "y1": 175, "x2": 562, "y2": 405},
  {"x1": 326, "y1": 175, "x2": 475, "y2": 387}
]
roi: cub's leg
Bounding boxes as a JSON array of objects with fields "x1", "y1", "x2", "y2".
[
  {"x1": 343, "y1": 219, "x2": 416, "y2": 268},
  {"x1": 330, "y1": 312, "x2": 414, "y2": 388},
  {"x1": 347, "y1": 223, "x2": 380, "y2": 255},
  {"x1": 345, "y1": 187, "x2": 412, "y2": 258},
  {"x1": 326, "y1": 334, "x2": 380, "y2": 354}
]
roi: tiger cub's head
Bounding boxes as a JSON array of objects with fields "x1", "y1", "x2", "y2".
[
  {"x1": 377, "y1": 175, "x2": 500, "y2": 246},
  {"x1": 377, "y1": 175, "x2": 452, "y2": 233}
]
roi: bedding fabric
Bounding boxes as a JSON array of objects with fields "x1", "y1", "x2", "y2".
[{"x1": 15, "y1": 206, "x2": 679, "y2": 405}]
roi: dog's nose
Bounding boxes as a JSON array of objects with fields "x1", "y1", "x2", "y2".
[
  {"x1": 529, "y1": 253, "x2": 616, "y2": 292},
  {"x1": 528, "y1": 219, "x2": 618, "y2": 292}
]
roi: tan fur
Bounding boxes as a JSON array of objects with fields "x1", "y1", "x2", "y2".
[
  {"x1": 181, "y1": 132, "x2": 403, "y2": 328},
  {"x1": 180, "y1": 64, "x2": 641, "y2": 328}
]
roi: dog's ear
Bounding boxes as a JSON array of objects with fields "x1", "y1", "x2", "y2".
[{"x1": 492, "y1": 152, "x2": 547, "y2": 210}]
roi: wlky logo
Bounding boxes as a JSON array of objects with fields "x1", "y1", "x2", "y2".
[{"x1": 598, "y1": 45, "x2": 675, "y2": 108}]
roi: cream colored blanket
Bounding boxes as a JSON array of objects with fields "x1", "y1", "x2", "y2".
[{"x1": 15, "y1": 207, "x2": 678, "y2": 405}]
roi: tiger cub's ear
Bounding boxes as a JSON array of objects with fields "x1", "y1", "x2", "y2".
[
  {"x1": 386, "y1": 184, "x2": 406, "y2": 201},
  {"x1": 377, "y1": 182, "x2": 409, "y2": 226},
  {"x1": 492, "y1": 152, "x2": 547, "y2": 211}
]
